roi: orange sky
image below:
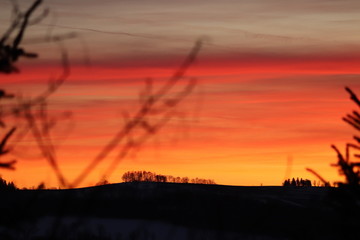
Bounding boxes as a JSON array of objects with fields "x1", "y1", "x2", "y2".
[{"x1": 1, "y1": 0, "x2": 360, "y2": 188}]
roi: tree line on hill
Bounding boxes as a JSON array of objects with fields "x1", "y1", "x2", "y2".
[
  {"x1": 283, "y1": 178, "x2": 312, "y2": 187},
  {"x1": 122, "y1": 171, "x2": 216, "y2": 185},
  {"x1": 0, "y1": 176, "x2": 50, "y2": 190}
]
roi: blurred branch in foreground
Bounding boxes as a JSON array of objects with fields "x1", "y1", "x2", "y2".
[
  {"x1": 307, "y1": 87, "x2": 360, "y2": 188},
  {"x1": 71, "y1": 39, "x2": 203, "y2": 188},
  {"x1": 1, "y1": 38, "x2": 202, "y2": 188},
  {"x1": 0, "y1": 0, "x2": 48, "y2": 74},
  {"x1": 0, "y1": 46, "x2": 70, "y2": 186},
  {"x1": 0, "y1": 0, "x2": 74, "y2": 186},
  {"x1": 1, "y1": 0, "x2": 203, "y2": 188},
  {"x1": 0, "y1": 127, "x2": 16, "y2": 170}
]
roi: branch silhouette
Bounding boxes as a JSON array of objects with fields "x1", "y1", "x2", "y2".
[
  {"x1": 1, "y1": 1, "x2": 203, "y2": 188},
  {"x1": 307, "y1": 86, "x2": 360, "y2": 187},
  {"x1": 71, "y1": 39, "x2": 203, "y2": 187},
  {"x1": 0, "y1": 127, "x2": 17, "y2": 170},
  {"x1": 19, "y1": 47, "x2": 70, "y2": 187},
  {"x1": 0, "y1": 0, "x2": 70, "y2": 186},
  {"x1": 0, "y1": 0, "x2": 48, "y2": 73}
]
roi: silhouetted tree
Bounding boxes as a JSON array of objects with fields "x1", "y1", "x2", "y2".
[
  {"x1": 0, "y1": 176, "x2": 17, "y2": 191},
  {"x1": 283, "y1": 179, "x2": 289, "y2": 186},
  {"x1": 37, "y1": 182, "x2": 45, "y2": 190},
  {"x1": 95, "y1": 179, "x2": 109, "y2": 186},
  {"x1": 158, "y1": 172, "x2": 165, "y2": 182},
  {"x1": 290, "y1": 178, "x2": 296, "y2": 186},
  {"x1": 190, "y1": 177, "x2": 216, "y2": 184},
  {"x1": 181, "y1": 177, "x2": 189, "y2": 183}
]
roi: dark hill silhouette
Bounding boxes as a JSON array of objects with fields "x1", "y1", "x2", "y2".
[{"x1": 0, "y1": 182, "x2": 358, "y2": 239}]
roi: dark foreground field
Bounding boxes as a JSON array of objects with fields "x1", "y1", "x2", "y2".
[{"x1": 0, "y1": 182, "x2": 359, "y2": 239}]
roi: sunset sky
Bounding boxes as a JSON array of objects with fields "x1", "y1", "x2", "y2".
[{"x1": 1, "y1": 0, "x2": 360, "y2": 188}]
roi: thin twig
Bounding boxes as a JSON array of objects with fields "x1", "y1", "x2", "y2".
[
  {"x1": 70, "y1": 40, "x2": 202, "y2": 187},
  {"x1": 306, "y1": 168, "x2": 330, "y2": 187}
]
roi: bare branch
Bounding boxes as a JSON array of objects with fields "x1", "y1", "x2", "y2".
[
  {"x1": 23, "y1": 105, "x2": 68, "y2": 187},
  {"x1": 12, "y1": 0, "x2": 43, "y2": 50},
  {"x1": 70, "y1": 40, "x2": 203, "y2": 187},
  {"x1": 0, "y1": 127, "x2": 16, "y2": 155},
  {"x1": 345, "y1": 86, "x2": 360, "y2": 107},
  {"x1": 0, "y1": 127, "x2": 17, "y2": 170},
  {"x1": 306, "y1": 168, "x2": 330, "y2": 187},
  {"x1": 0, "y1": 159, "x2": 16, "y2": 170},
  {"x1": 1, "y1": 0, "x2": 45, "y2": 73}
]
